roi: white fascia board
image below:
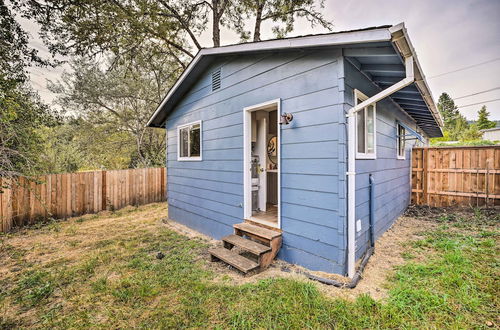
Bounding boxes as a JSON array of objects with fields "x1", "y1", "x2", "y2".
[
  {"x1": 147, "y1": 28, "x2": 392, "y2": 127},
  {"x1": 203, "y1": 28, "x2": 391, "y2": 55}
]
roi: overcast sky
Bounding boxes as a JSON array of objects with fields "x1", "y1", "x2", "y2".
[{"x1": 23, "y1": 0, "x2": 500, "y2": 120}]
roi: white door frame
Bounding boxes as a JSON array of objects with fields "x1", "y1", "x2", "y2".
[{"x1": 243, "y1": 98, "x2": 281, "y2": 228}]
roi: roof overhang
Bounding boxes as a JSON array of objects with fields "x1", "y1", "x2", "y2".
[
  {"x1": 389, "y1": 23, "x2": 443, "y2": 137},
  {"x1": 147, "y1": 23, "x2": 443, "y2": 138}
]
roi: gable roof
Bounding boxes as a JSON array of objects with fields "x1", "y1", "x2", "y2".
[{"x1": 147, "y1": 23, "x2": 443, "y2": 138}]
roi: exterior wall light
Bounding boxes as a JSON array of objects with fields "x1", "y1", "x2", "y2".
[{"x1": 279, "y1": 113, "x2": 294, "y2": 125}]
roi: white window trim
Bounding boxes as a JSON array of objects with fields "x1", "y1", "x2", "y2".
[
  {"x1": 397, "y1": 122, "x2": 406, "y2": 160},
  {"x1": 177, "y1": 120, "x2": 202, "y2": 161},
  {"x1": 354, "y1": 89, "x2": 377, "y2": 160}
]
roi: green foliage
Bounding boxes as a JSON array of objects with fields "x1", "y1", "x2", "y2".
[
  {"x1": 437, "y1": 93, "x2": 460, "y2": 131},
  {"x1": 435, "y1": 92, "x2": 471, "y2": 141},
  {"x1": 7, "y1": 0, "x2": 333, "y2": 174},
  {"x1": 15, "y1": 270, "x2": 55, "y2": 307},
  {"x1": 431, "y1": 140, "x2": 498, "y2": 147},
  {"x1": 0, "y1": 1, "x2": 59, "y2": 177},
  {"x1": 476, "y1": 105, "x2": 496, "y2": 130},
  {"x1": 432, "y1": 93, "x2": 498, "y2": 145},
  {"x1": 435, "y1": 93, "x2": 498, "y2": 145},
  {"x1": 48, "y1": 56, "x2": 169, "y2": 169},
  {"x1": 460, "y1": 123, "x2": 483, "y2": 141},
  {"x1": 238, "y1": 0, "x2": 333, "y2": 41}
]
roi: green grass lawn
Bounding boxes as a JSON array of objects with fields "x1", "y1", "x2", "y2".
[{"x1": 0, "y1": 203, "x2": 498, "y2": 329}]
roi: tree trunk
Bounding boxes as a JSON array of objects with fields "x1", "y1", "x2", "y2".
[
  {"x1": 212, "y1": 0, "x2": 221, "y2": 47},
  {"x1": 253, "y1": 1, "x2": 264, "y2": 41}
]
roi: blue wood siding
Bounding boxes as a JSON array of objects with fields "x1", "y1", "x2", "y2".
[
  {"x1": 166, "y1": 49, "x2": 347, "y2": 274},
  {"x1": 343, "y1": 59, "x2": 420, "y2": 260}
]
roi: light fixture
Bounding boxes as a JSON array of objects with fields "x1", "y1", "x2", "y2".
[{"x1": 279, "y1": 113, "x2": 294, "y2": 125}]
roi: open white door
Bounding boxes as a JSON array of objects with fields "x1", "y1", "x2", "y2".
[
  {"x1": 243, "y1": 99, "x2": 281, "y2": 229},
  {"x1": 255, "y1": 117, "x2": 267, "y2": 212}
]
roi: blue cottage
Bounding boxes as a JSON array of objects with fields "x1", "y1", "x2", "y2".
[{"x1": 147, "y1": 23, "x2": 443, "y2": 277}]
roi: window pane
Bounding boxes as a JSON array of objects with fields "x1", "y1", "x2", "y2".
[
  {"x1": 190, "y1": 124, "x2": 201, "y2": 157},
  {"x1": 366, "y1": 105, "x2": 375, "y2": 154},
  {"x1": 398, "y1": 124, "x2": 405, "y2": 157},
  {"x1": 357, "y1": 109, "x2": 365, "y2": 153},
  {"x1": 180, "y1": 127, "x2": 189, "y2": 158}
]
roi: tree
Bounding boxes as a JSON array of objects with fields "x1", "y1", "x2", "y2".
[
  {"x1": 476, "y1": 105, "x2": 496, "y2": 130},
  {"x1": 460, "y1": 123, "x2": 482, "y2": 141},
  {"x1": 48, "y1": 55, "x2": 172, "y2": 168},
  {"x1": 13, "y1": 0, "x2": 333, "y2": 172},
  {"x1": 437, "y1": 92, "x2": 461, "y2": 132},
  {"x1": 436, "y1": 92, "x2": 472, "y2": 141},
  {"x1": 240, "y1": 0, "x2": 333, "y2": 41},
  {"x1": 37, "y1": 117, "x2": 138, "y2": 173},
  {"x1": 1, "y1": 0, "x2": 56, "y2": 178}
]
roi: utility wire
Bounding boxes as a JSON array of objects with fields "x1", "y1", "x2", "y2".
[
  {"x1": 428, "y1": 57, "x2": 500, "y2": 79},
  {"x1": 454, "y1": 87, "x2": 500, "y2": 100},
  {"x1": 456, "y1": 98, "x2": 500, "y2": 109}
]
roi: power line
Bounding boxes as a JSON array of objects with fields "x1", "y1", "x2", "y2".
[
  {"x1": 454, "y1": 87, "x2": 500, "y2": 100},
  {"x1": 428, "y1": 57, "x2": 500, "y2": 79},
  {"x1": 456, "y1": 98, "x2": 500, "y2": 109}
]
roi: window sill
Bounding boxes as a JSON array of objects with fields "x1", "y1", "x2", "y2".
[
  {"x1": 356, "y1": 153, "x2": 376, "y2": 160},
  {"x1": 397, "y1": 155, "x2": 406, "y2": 160},
  {"x1": 177, "y1": 157, "x2": 202, "y2": 162}
]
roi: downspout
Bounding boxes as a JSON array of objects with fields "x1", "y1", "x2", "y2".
[
  {"x1": 283, "y1": 174, "x2": 377, "y2": 288},
  {"x1": 369, "y1": 174, "x2": 375, "y2": 248},
  {"x1": 346, "y1": 55, "x2": 415, "y2": 278}
]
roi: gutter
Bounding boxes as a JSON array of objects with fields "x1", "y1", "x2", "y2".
[{"x1": 346, "y1": 51, "x2": 415, "y2": 278}]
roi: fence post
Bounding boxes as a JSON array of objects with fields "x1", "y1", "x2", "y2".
[
  {"x1": 101, "y1": 170, "x2": 107, "y2": 211},
  {"x1": 423, "y1": 148, "x2": 428, "y2": 205}
]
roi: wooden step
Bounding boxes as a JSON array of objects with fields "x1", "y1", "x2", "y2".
[
  {"x1": 209, "y1": 247, "x2": 259, "y2": 273},
  {"x1": 233, "y1": 223, "x2": 281, "y2": 241},
  {"x1": 222, "y1": 234, "x2": 271, "y2": 255}
]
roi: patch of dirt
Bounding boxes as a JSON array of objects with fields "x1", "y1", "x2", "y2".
[
  {"x1": 163, "y1": 213, "x2": 437, "y2": 301},
  {"x1": 161, "y1": 218, "x2": 217, "y2": 243},
  {"x1": 331, "y1": 216, "x2": 436, "y2": 300}
]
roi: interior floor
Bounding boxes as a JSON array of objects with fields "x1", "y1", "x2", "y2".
[{"x1": 250, "y1": 204, "x2": 278, "y2": 226}]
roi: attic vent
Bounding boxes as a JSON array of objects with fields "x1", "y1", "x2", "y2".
[{"x1": 211, "y1": 68, "x2": 221, "y2": 91}]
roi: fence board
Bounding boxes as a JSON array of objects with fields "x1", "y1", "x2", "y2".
[
  {"x1": 412, "y1": 146, "x2": 500, "y2": 207},
  {"x1": 0, "y1": 167, "x2": 167, "y2": 233}
]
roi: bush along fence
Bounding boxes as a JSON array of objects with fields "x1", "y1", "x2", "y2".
[
  {"x1": 412, "y1": 146, "x2": 500, "y2": 207},
  {"x1": 0, "y1": 167, "x2": 166, "y2": 233}
]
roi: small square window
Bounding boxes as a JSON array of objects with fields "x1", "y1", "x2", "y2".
[
  {"x1": 397, "y1": 123, "x2": 406, "y2": 159},
  {"x1": 354, "y1": 90, "x2": 377, "y2": 159},
  {"x1": 178, "y1": 121, "x2": 202, "y2": 161}
]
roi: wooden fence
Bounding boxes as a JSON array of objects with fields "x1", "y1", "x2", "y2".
[
  {"x1": 0, "y1": 167, "x2": 166, "y2": 233},
  {"x1": 412, "y1": 146, "x2": 500, "y2": 207}
]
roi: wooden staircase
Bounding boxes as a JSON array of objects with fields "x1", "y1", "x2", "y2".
[{"x1": 209, "y1": 222, "x2": 282, "y2": 274}]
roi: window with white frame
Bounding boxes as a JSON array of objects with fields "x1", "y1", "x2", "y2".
[
  {"x1": 178, "y1": 121, "x2": 202, "y2": 161},
  {"x1": 397, "y1": 123, "x2": 406, "y2": 159},
  {"x1": 355, "y1": 90, "x2": 376, "y2": 159}
]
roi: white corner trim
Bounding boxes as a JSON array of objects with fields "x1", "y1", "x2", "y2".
[{"x1": 177, "y1": 120, "x2": 202, "y2": 161}]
